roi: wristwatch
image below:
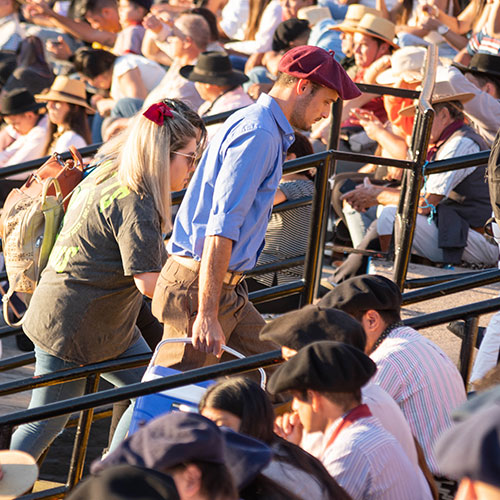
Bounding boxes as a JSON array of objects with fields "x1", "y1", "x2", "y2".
[{"x1": 438, "y1": 24, "x2": 450, "y2": 36}]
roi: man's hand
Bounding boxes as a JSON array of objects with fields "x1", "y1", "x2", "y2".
[
  {"x1": 274, "y1": 411, "x2": 303, "y2": 445},
  {"x1": 46, "y1": 36, "x2": 71, "y2": 60},
  {"x1": 350, "y1": 108, "x2": 384, "y2": 142},
  {"x1": 143, "y1": 13, "x2": 164, "y2": 34},
  {"x1": 341, "y1": 177, "x2": 382, "y2": 212},
  {"x1": 192, "y1": 313, "x2": 226, "y2": 357}
]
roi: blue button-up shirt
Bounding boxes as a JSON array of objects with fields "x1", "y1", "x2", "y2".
[{"x1": 168, "y1": 93, "x2": 295, "y2": 271}]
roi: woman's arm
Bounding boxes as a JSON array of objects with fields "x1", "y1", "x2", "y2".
[
  {"x1": 427, "y1": 0, "x2": 480, "y2": 34},
  {"x1": 117, "y1": 67, "x2": 149, "y2": 100},
  {"x1": 134, "y1": 272, "x2": 160, "y2": 298},
  {"x1": 486, "y1": 0, "x2": 500, "y2": 37}
]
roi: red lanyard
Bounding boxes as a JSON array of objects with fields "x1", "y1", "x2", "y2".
[{"x1": 325, "y1": 404, "x2": 372, "y2": 449}]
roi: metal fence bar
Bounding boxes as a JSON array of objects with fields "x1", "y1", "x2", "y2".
[
  {"x1": 0, "y1": 352, "x2": 34, "y2": 371},
  {"x1": 392, "y1": 45, "x2": 438, "y2": 289},
  {"x1": 424, "y1": 150, "x2": 490, "y2": 175},
  {"x1": 357, "y1": 83, "x2": 420, "y2": 99},
  {"x1": 404, "y1": 270, "x2": 492, "y2": 289},
  {"x1": 458, "y1": 316, "x2": 480, "y2": 385},
  {"x1": 0, "y1": 325, "x2": 23, "y2": 340},
  {"x1": 402, "y1": 269, "x2": 500, "y2": 305},
  {"x1": 249, "y1": 280, "x2": 304, "y2": 304}
]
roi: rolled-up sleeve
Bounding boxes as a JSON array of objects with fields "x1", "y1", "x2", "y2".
[{"x1": 206, "y1": 127, "x2": 278, "y2": 241}]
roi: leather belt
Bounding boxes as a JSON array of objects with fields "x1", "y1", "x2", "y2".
[{"x1": 170, "y1": 255, "x2": 245, "y2": 286}]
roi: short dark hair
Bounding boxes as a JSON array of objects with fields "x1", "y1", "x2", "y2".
[
  {"x1": 275, "y1": 72, "x2": 322, "y2": 94},
  {"x1": 470, "y1": 73, "x2": 500, "y2": 98},
  {"x1": 347, "y1": 307, "x2": 401, "y2": 325},
  {"x1": 189, "y1": 7, "x2": 219, "y2": 42},
  {"x1": 287, "y1": 131, "x2": 314, "y2": 158},
  {"x1": 84, "y1": 0, "x2": 117, "y2": 14},
  {"x1": 73, "y1": 47, "x2": 117, "y2": 79},
  {"x1": 296, "y1": 389, "x2": 362, "y2": 408},
  {"x1": 433, "y1": 100, "x2": 465, "y2": 121}
]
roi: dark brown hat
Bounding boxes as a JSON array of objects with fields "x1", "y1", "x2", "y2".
[
  {"x1": 0, "y1": 88, "x2": 45, "y2": 116},
  {"x1": 318, "y1": 274, "x2": 402, "y2": 314},
  {"x1": 180, "y1": 51, "x2": 248, "y2": 86},
  {"x1": 453, "y1": 52, "x2": 500, "y2": 80},
  {"x1": 267, "y1": 340, "x2": 377, "y2": 396},
  {"x1": 259, "y1": 304, "x2": 366, "y2": 352}
]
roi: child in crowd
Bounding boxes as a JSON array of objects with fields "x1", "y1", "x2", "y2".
[{"x1": 113, "y1": 0, "x2": 153, "y2": 55}]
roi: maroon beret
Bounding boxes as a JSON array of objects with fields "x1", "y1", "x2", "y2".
[{"x1": 278, "y1": 45, "x2": 361, "y2": 100}]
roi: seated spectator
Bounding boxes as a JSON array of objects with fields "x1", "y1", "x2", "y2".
[
  {"x1": 340, "y1": 81, "x2": 499, "y2": 268},
  {"x1": 268, "y1": 341, "x2": 433, "y2": 500},
  {"x1": 218, "y1": 0, "x2": 249, "y2": 41},
  {"x1": 0, "y1": 89, "x2": 47, "y2": 176},
  {"x1": 34, "y1": 76, "x2": 92, "y2": 154},
  {"x1": 73, "y1": 47, "x2": 165, "y2": 116},
  {"x1": 0, "y1": 0, "x2": 23, "y2": 52},
  {"x1": 113, "y1": 0, "x2": 152, "y2": 56},
  {"x1": 260, "y1": 304, "x2": 428, "y2": 481},
  {"x1": 199, "y1": 377, "x2": 352, "y2": 500},
  {"x1": 319, "y1": 274, "x2": 467, "y2": 495},
  {"x1": 435, "y1": 398, "x2": 500, "y2": 500},
  {"x1": 25, "y1": 0, "x2": 121, "y2": 51},
  {"x1": 180, "y1": 51, "x2": 253, "y2": 140},
  {"x1": 2, "y1": 36, "x2": 54, "y2": 98},
  {"x1": 224, "y1": 0, "x2": 282, "y2": 56},
  {"x1": 144, "y1": 13, "x2": 211, "y2": 110}
]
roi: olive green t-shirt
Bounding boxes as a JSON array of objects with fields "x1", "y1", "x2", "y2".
[{"x1": 23, "y1": 173, "x2": 167, "y2": 364}]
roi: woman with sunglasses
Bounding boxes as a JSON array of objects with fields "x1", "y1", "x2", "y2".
[{"x1": 10, "y1": 99, "x2": 206, "y2": 461}]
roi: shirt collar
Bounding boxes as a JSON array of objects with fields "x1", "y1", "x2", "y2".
[{"x1": 256, "y1": 93, "x2": 295, "y2": 148}]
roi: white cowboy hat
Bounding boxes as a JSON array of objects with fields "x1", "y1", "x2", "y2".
[
  {"x1": 376, "y1": 46, "x2": 428, "y2": 85},
  {"x1": 0, "y1": 450, "x2": 38, "y2": 500}
]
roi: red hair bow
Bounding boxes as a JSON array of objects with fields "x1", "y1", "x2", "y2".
[{"x1": 143, "y1": 102, "x2": 173, "y2": 125}]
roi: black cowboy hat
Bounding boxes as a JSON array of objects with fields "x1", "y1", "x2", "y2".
[
  {"x1": 0, "y1": 88, "x2": 45, "y2": 116},
  {"x1": 180, "y1": 51, "x2": 249, "y2": 86},
  {"x1": 453, "y1": 52, "x2": 500, "y2": 79}
]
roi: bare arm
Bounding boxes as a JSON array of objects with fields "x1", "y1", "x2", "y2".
[
  {"x1": 191, "y1": 235, "x2": 233, "y2": 356},
  {"x1": 428, "y1": 0, "x2": 480, "y2": 34},
  {"x1": 486, "y1": 0, "x2": 500, "y2": 37},
  {"x1": 134, "y1": 272, "x2": 160, "y2": 298},
  {"x1": 141, "y1": 30, "x2": 172, "y2": 66},
  {"x1": 116, "y1": 67, "x2": 148, "y2": 99}
]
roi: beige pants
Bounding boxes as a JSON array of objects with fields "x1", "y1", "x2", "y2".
[{"x1": 151, "y1": 257, "x2": 278, "y2": 371}]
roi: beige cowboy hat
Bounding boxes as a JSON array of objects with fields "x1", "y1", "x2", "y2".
[
  {"x1": 350, "y1": 13, "x2": 399, "y2": 48},
  {"x1": 35, "y1": 75, "x2": 95, "y2": 114},
  {"x1": 329, "y1": 4, "x2": 378, "y2": 32},
  {"x1": 0, "y1": 450, "x2": 38, "y2": 500},
  {"x1": 298, "y1": 6, "x2": 332, "y2": 25},
  {"x1": 398, "y1": 80, "x2": 475, "y2": 117},
  {"x1": 376, "y1": 46, "x2": 427, "y2": 85}
]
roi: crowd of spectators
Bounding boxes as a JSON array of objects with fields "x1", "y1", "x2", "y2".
[{"x1": 0, "y1": 0, "x2": 500, "y2": 498}]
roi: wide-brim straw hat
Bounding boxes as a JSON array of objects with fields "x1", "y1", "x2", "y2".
[
  {"x1": 180, "y1": 51, "x2": 248, "y2": 86},
  {"x1": 297, "y1": 6, "x2": 331, "y2": 25},
  {"x1": 35, "y1": 75, "x2": 94, "y2": 114},
  {"x1": 376, "y1": 46, "x2": 427, "y2": 85},
  {"x1": 348, "y1": 13, "x2": 399, "y2": 48},
  {"x1": 398, "y1": 80, "x2": 475, "y2": 117},
  {"x1": 0, "y1": 450, "x2": 38, "y2": 500},
  {"x1": 329, "y1": 5, "x2": 379, "y2": 32}
]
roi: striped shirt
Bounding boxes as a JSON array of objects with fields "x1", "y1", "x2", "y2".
[
  {"x1": 370, "y1": 326, "x2": 466, "y2": 474},
  {"x1": 467, "y1": 28, "x2": 500, "y2": 56},
  {"x1": 319, "y1": 416, "x2": 433, "y2": 500}
]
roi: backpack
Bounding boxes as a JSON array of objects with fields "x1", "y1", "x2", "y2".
[
  {"x1": 488, "y1": 129, "x2": 500, "y2": 227},
  {"x1": 1, "y1": 147, "x2": 84, "y2": 326}
]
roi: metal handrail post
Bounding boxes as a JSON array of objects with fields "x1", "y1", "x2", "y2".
[
  {"x1": 459, "y1": 315, "x2": 480, "y2": 387},
  {"x1": 393, "y1": 45, "x2": 437, "y2": 289},
  {"x1": 0, "y1": 423, "x2": 13, "y2": 449},
  {"x1": 66, "y1": 374, "x2": 100, "y2": 489},
  {"x1": 302, "y1": 154, "x2": 334, "y2": 304}
]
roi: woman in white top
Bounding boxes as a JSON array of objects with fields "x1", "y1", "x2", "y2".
[{"x1": 35, "y1": 76, "x2": 92, "y2": 155}]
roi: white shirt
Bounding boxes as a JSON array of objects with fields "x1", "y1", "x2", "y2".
[
  {"x1": 370, "y1": 325, "x2": 466, "y2": 474},
  {"x1": 439, "y1": 64, "x2": 500, "y2": 146},
  {"x1": 220, "y1": 0, "x2": 249, "y2": 40},
  {"x1": 319, "y1": 415, "x2": 432, "y2": 500},
  {"x1": 0, "y1": 116, "x2": 49, "y2": 180},
  {"x1": 49, "y1": 130, "x2": 87, "y2": 155},
  {"x1": 198, "y1": 87, "x2": 254, "y2": 141},
  {"x1": 145, "y1": 61, "x2": 204, "y2": 112},
  {"x1": 111, "y1": 54, "x2": 166, "y2": 102},
  {"x1": 224, "y1": 0, "x2": 282, "y2": 55},
  {"x1": 0, "y1": 14, "x2": 23, "y2": 51}
]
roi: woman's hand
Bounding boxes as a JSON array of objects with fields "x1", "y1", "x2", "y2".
[{"x1": 350, "y1": 108, "x2": 384, "y2": 142}]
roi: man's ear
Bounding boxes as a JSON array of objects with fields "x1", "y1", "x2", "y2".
[
  {"x1": 309, "y1": 390, "x2": 322, "y2": 412},
  {"x1": 363, "y1": 309, "x2": 381, "y2": 331},
  {"x1": 295, "y1": 78, "x2": 311, "y2": 96}
]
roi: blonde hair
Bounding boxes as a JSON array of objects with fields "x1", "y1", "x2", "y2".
[{"x1": 95, "y1": 99, "x2": 206, "y2": 233}]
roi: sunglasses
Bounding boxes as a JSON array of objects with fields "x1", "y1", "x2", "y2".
[{"x1": 172, "y1": 151, "x2": 199, "y2": 168}]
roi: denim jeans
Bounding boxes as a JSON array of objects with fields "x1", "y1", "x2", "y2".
[{"x1": 10, "y1": 335, "x2": 150, "y2": 460}]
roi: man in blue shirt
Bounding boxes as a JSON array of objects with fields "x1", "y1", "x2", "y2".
[{"x1": 152, "y1": 45, "x2": 360, "y2": 369}]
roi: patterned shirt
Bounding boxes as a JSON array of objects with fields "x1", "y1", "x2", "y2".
[
  {"x1": 319, "y1": 416, "x2": 433, "y2": 500},
  {"x1": 370, "y1": 325, "x2": 466, "y2": 474}
]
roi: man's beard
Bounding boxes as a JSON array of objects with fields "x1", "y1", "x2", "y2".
[{"x1": 289, "y1": 95, "x2": 313, "y2": 131}]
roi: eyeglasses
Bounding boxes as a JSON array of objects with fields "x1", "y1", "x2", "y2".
[{"x1": 172, "y1": 151, "x2": 199, "y2": 168}]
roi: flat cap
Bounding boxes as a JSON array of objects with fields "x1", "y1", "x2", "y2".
[
  {"x1": 67, "y1": 465, "x2": 179, "y2": 500},
  {"x1": 318, "y1": 274, "x2": 402, "y2": 314},
  {"x1": 278, "y1": 45, "x2": 361, "y2": 100},
  {"x1": 272, "y1": 19, "x2": 310, "y2": 52},
  {"x1": 267, "y1": 341, "x2": 376, "y2": 395},
  {"x1": 91, "y1": 411, "x2": 271, "y2": 488},
  {"x1": 435, "y1": 403, "x2": 500, "y2": 488},
  {"x1": 259, "y1": 304, "x2": 366, "y2": 352}
]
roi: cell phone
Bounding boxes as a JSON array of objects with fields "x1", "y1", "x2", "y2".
[{"x1": 339, "y1": 178, "x2": 358, "y2": 194}]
